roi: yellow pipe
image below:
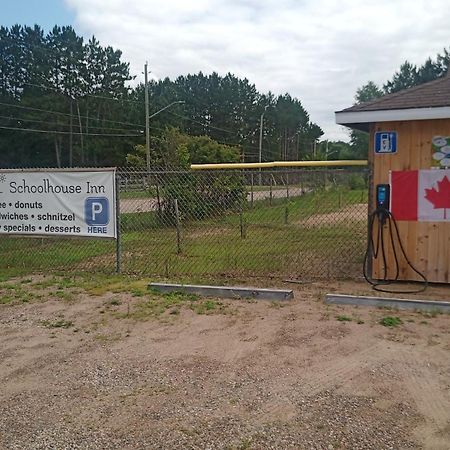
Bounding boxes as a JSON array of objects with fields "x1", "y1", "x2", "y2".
[{"x1": 190, "y1": 160, "x2": 368, "y2": 170}]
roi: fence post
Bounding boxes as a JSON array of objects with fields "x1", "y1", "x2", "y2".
[
  {"x1": 155, "y1": 174, "x2": 162, "y2": 214},
  {"x1": 174, "y1": 198, "x2": 182, "y2": 254},
  {"x1": 165, "y1": 259, "x2": 170, "y2": 277},
  {"x1": 240, "y1": 206, "x2": 246, "y2": 239},
  {"x1": 250, "y1": 173, "x2": 254, "y2": 208},
  {"x1": 286, "y1": 173, "x2": 290, "y2": 200},
  {"x1": 284, "y1": 206, "x2": 289, "y2": 225},
  {"x1": 115, "y1": 173, "x2": 122, "y2": 274},
  {"x1": 269, "y1": 176, "x2": 273, "y2": 206}
]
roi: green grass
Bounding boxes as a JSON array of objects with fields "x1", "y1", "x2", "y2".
[
  {"x1": 380, "y1": 316, "x2": 403, "y2": 327},
  {"x1": 336, "y1": 315, "x2": 352, "y2": 322},
  {"x1": 1, "y1": 273, "x2": 232, "y2": 322},
  {"x1": 119, "y1": 291, "x2": 227, "y2": 320},
  {"x1": 0, "y1": 282, "x2": 42, "y2": 304},
  {"x1": 0, "y1": 187, "x2": 368, "y2": 280}
]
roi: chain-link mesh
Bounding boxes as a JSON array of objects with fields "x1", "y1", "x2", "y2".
[{"x1": 0, "y1": 167, "x2": 369, "y2": 280}]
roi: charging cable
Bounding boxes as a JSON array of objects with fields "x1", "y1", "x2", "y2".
[{"x1": 363, "y1": 207, "x2": 428, "y2": 294}]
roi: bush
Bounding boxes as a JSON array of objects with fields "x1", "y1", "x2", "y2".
[
  {"x1": 347, "y1": 174, "x2": 367, "y2": 190},
  {"x1": 157, "y1": 172, "x2": 246, "y2": 225}
]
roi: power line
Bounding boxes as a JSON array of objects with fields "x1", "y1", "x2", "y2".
[
  {"x1": 0, "y1": 101, "x2": 145, "y2": 129},
  {"x1": 167, "y1": 111, "x2": 235, "y2": 135},
  {"x1": 0, "y1": 125, "x2": 142, "y2": 137},
  {"x1": 0, "y1": 104, "x2": 318, "y2": 153},
  {"x1": 0, "y1": 114, "x2": 143, "y2": 133},
  {"x1": 24, "y1": 81, "x2": 142, "y2": 105}
]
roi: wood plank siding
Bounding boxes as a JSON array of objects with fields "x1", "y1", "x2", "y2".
[{"x1": 369, "y1": 119, "x2": 450, "y2": 283}]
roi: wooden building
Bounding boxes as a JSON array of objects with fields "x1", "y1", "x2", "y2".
[{"x1": 336, "y1": 76, "x2": 450, "y2": 284}]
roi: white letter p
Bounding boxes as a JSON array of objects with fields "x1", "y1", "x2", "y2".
[{"x1": 92, "y1": 202, "x2": 103, "y2": 221}]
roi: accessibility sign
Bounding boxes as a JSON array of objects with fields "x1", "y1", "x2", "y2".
[
  {"x1": 0, "y1": 169, "x2": 117, "y2": 238},
  {"x1": 375, "y1": 131, "x2": 397, "y2": 154}
]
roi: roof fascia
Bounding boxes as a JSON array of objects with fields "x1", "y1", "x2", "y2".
[{"x1": 335, "y1": 106, "x2": 450, "y2": 125}]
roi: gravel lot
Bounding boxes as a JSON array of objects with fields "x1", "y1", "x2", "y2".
[{"x1": 0, "y1": 277, "x2": 449, "y2": 449}]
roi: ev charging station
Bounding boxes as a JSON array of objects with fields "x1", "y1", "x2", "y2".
[{"x1": 336, "y1": 76, "x2": 450, "y2": 287}]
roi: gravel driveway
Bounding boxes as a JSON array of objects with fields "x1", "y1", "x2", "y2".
[
  {"x1": 120, "y1": 188, "x2": 297, "y2": 213},
  {"x1": 0, "y1": 278, "x2": 449, "y2": 449}
]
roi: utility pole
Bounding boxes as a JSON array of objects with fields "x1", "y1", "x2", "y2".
[
  {"x1": 144, "y1": 62, "x2": 150, "y2": 172},
  {"x1": 259, "y1": 105, "x2": 268, "y2": 185},
  {"x1": 69, "y1": 99, "x2": 73, "y2": 167}
]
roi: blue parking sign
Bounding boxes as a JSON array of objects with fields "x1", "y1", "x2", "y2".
[
  {"x1": 85, "y1": 197, "x2": 110, "y2": 226},
  {"x1": 375, "y1": 131, "x2": 397, "y2": 154}
]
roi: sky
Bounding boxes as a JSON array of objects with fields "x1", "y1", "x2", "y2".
[{"x1": 4, "y1": 0, "x2": 450, "y2": 141}]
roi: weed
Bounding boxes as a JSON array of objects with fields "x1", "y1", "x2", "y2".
[
  {"x1": 0, "y1": 283, "x2": 40, "y2": 304},
  {"x1": 269, "y1": 301, "x2": 284, "y2": 308},
  {"x1": 237, "y1": 439, "x2": 252, "y2": 450},
  {"x1": 131, "y1": 288, "x2": 146, "y2": 297},
  {"x1": 420, "y1": 310, "x2": 441, "y2": 319},
  {"x1": 94, "y1": 333, "x2": 122, "y2": 343},
  {"x1": 336, "y1": 315, "x2": 352, "y2": 322},
  {"x1": 54, "y1": 290, "x2": 74, "y2": 301},
  {"x1": 42, "y1": 319, "x2": 73, "y2": 329},
  {"x1": 380, "y1": 316, "x2": 402, "y2": 327},
  {"x1": 191, "y1": 299, "x2": 218, "y2": 315}
]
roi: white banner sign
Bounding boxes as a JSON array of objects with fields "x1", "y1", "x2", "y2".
[{"x1": 0, "y1": 170, "x2": 117, "y2": 238}]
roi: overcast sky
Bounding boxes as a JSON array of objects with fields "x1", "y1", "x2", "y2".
[{"x1": 6, "y1": 0, "x2": 450, "y2": 141}]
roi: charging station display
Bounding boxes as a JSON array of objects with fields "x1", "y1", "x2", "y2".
[
  {"x1": 0, "y1": 169, "x2": 117, "y2": 238},
  {"x1": 376, "y1": 184, "x2": 390, "y2": 210}
]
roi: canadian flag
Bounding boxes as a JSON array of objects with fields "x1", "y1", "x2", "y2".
[{"x1": 391, "y1": 169, "x2": 450, "y2": 222}]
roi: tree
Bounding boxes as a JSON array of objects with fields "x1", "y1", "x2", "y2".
[
  {"x1": 316, "y1": 140, "x2": 353, "y2": 160},
  {"x1": 0, "y1": 25, "x2": 322, "y2": 168},
  {"x1": 127, "y1": 127, "x2": 241, "y2": 168},
  {"x1": 384, "y1": 61, "x2": 418, "y2": 93},
  {"x1": 0, "y1": 25, "x2": 134, "y2": 168},
  {"x1": 349, "y1": 81, "x2": 383, "y2": 159},
  {"x1": 384, "y1": 49, "x2": 450, "y2": 93},
  {"x1": 350, "y1": 48, "x2": 450, "y2": 158}
]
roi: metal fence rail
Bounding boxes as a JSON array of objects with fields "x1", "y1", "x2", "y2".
[{"x1": 0, "y1": 167, "x2": 369, "y2": 280}]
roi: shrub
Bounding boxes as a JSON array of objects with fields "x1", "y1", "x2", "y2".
[
  {"x1": 347, "y1": 174, "x2": 367, "y2": 190},
  {"x1": 157, "y1": 172, "x2": 246, "y2": 225}
]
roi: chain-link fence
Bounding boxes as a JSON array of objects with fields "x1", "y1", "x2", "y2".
[{"x1": 0, "y1": 167, "x2": 369, "y2": 281}]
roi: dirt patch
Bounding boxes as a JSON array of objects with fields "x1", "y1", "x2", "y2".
[
  {"x1": 298, "y1": 203, "x2": 368, "y2": 227},
  {"x1": 0, "y1": 276, "x2": 449, "y2": 449}
]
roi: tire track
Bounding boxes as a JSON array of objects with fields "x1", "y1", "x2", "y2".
[
  {"x1": 395, "y1": 349, "x2": 450, "y2": 449},
  {"x1": 299, "y1": 342, "x2": 387, "y2": 396}
]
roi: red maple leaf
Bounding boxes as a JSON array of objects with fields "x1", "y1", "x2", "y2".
[{"x1": 424, "y1": 175, "x2": 450, "y2": 219}]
